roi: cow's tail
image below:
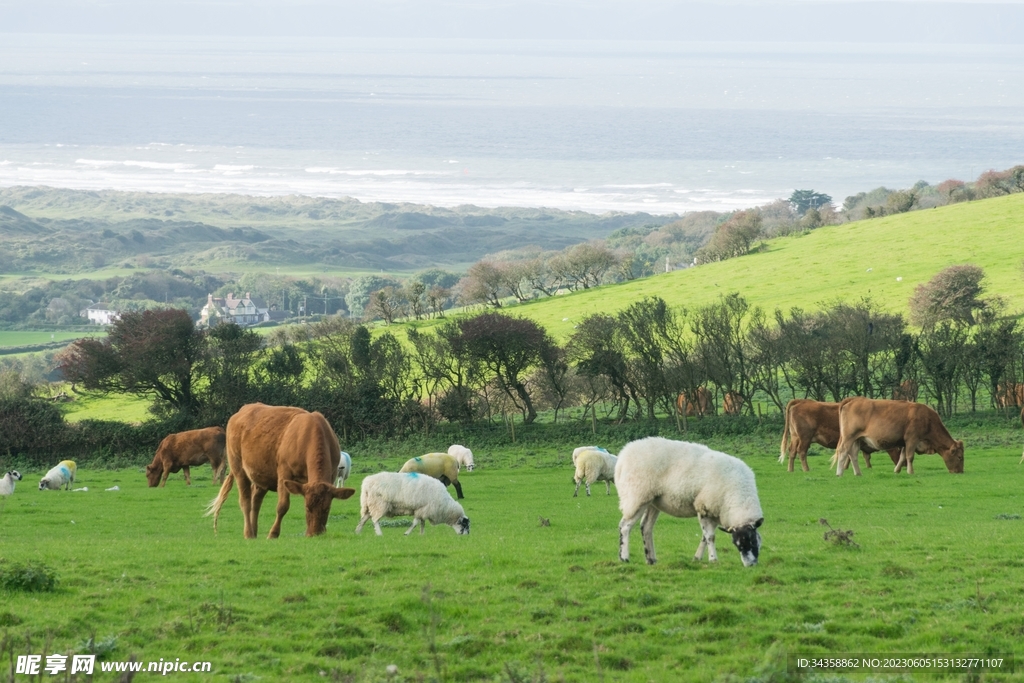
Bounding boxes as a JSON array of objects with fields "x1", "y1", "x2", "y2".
[
  {"x1": 779, "y1": 400, "x2": 792, "y2": 464},
  {"x1": 204, "y1": 473, "x2": 235, "y2": 533}
]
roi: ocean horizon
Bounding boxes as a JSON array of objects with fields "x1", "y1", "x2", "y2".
[{"x1": 2, "y1": 35, "x2": 1022, "y2": 215}]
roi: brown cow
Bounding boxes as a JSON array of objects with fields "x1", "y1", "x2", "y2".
[
  {"x1": 676, "y1": 387, "x2": 712, "y2": 417},
  {"x1": 146, "y1": 426, "x2": 227, "y2": 487},
  {"x1": 723, "y1": 391, "x2": 744, "y2": 416},
  {"x1": 891, "y1": 379, "x2": 919, "y2": 402},
  {"x1": 779, "y1": 399, "x2": 900, "y2": 472},
  {"x1": 206, "y1": 403, "x2": 355, "y2": 538},
  {"x1": 831, "y1": 397, "x2": 964, "y2": 476},
  {"x1": 995, "y1": 382, "x2": 1024, "y2": 409}
]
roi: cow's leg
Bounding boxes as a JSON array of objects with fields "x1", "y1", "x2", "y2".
[
  {"x1": 901, "y1": 439, "x2": 918, "y2": 475},
  {"x1": 237, "y1": 476, "x2": 255, "y2": 539},
  {"x1": 267, "y1": 488, "x2": 289, "y2": 539},
  {"x1": 695, "y1": 516, "x2": 719, "y2": 562},
  {"x1": 249, "y1": 485, "x2": 269, "y2": 539},
  {"x1": 183, "y1": 466, "x2": 192, "y2": 486},
  {"x1": 863, "y1": 450, "x2": 872, "y2": 468},
  {"x1": 160, "y1": 466, "x2": 170, "y2": 487},
  {"x1": 618, "y1": 505, "x2": 647, "y2": 562},
  {"x1": 640, "y1": 507, "x2": 660, "y2": 565}
]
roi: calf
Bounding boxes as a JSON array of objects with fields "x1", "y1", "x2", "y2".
[{"x1": 147, "y1": 426, "x2": 227, "y2": 487}]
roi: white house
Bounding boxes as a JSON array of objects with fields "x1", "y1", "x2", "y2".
[
  {"x1": 81, "y1": 303, "x2": 120, "y2": 325},
  {"x1": 199, "y1": 293, "x2": 271, "y2": 327}
]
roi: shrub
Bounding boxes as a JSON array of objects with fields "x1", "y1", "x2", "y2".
[{"x1": 0, "y1": 560, "x2": 59, "y2": 592}]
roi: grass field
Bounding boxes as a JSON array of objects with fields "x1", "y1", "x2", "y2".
[
  {"x1": 2, "y1": 420, "x2": 1023, "y2": 682},
  {"x1": 0, "y1": 330, "x2": 100, "y2": 348}
]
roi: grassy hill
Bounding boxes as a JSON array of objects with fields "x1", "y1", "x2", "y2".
[{"x1": 438, "y1": 193, "x2": 1024, "y2": 340}]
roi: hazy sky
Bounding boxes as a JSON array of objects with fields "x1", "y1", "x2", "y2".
[{"x1": 1, "y1": 1, "x2": 1022, "y2": 42}]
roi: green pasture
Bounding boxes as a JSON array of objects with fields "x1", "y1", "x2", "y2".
[
  {"x1": 58, "y1": 390, "x2": 152, "y2": 424},
  {"x1": 2, "y1": 423, "x2": 1023, "y2": 682},
  {"x1": 0, "y1": 330, "x2": 99, "y2": 347},
  {"x1": 392, "y1": 193, "x2": 1024, "y2": 342}
]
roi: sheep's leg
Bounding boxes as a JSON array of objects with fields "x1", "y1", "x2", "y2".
[
  {"x1": 695, "y1": 516, "x2": 719, "y2": 562},
  {"x1": 267, "y1": 488, "x2": 289, "y2": 539},
  {"x1": 453, "y1": 480, "x2": 464, "y2": 499},
  {"x1": 373, "y1": 517, "x2": 384, "y2": 536},
  {"x1": 183, "y1": 466, "x2": 192, "y2": 486},
  {"x1": 618, "y1": 506, "x2": 647, "y2": 562},
  {"x1": 605, "y1": 480, "x2": 611, "y2": 495},
  {"x1": 640, "y1": 507, "x2": 660, "y2": 565},
  {"x1": 585, "y1": 481, "x2": 592, "y2": 497},
  {"x1": 405, "y1": 518, "x2": 419, "y2": 536},
  {"x1": 573, "y1": 479, "x2": 581, "y2": 497},
  {"x1": 355, "y1": 513, "x2": 371, "y2": 534}
]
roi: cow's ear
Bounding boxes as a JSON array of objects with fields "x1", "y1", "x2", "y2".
[
  {"x1": 754, "y1": 518, "x2": 764, "y2": 529},
  {"x1": 283, "y1": 480, "x2": 305, "y2": 495},
  {"x1": 331, "y1": 486, "x2": 356, "y2": 500}
]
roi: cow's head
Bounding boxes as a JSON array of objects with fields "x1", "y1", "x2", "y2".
[
  {"x1": 145, "y1": 463, "x2": 162, "y2": 487},
  {"x1": 941, "y1": 440, "x2": 965, "y2": 473},
  {"x1": 452, "y1": 516, "x2": 471, "y2": 535},
  {"x1": 724, "y1": 518, "x2": 763, "y2": 567},
  {"x1": 283, "y1": 480, "x2": 356, "y2": 536}
]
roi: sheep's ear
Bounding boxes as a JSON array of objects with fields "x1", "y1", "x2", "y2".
[
  {"x1": 754, "y1": 518, "x2": 764, "y2": 529},
  {"x1": 283, "y1": 480, "x2": 305, "y2": 495}
]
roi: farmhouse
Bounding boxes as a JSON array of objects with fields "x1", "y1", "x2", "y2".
[
  {"x1": 80, "y1": 302, "x2": 120, "y2": 325},
  {"x1": 199, "y1": 292, "x2": 272, "y2": 327}
]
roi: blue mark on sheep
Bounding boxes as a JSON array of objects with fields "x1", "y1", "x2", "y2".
[{"x1": 405, "y1": 472, "x2": 420, "y2": 478}]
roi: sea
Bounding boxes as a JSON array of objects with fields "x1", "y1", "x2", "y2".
[{"x1": 1, "y1": 34, "x2": 1023, "y2": 216}]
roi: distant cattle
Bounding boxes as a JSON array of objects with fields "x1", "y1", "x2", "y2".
[
  {"x1": 207, "y1": 403, "x2": 355, "y2": 538},
  {"x1": 779, "y1": 399, "x2": 900, "y2": 472},
  {"x1": 723, "y1": 391, "x2": 744, "y2": 416},
  {"x1": 995, "y1": 382, "x2": 1024, "y2": 409},
  {"x1": 891, "y1": 379, "x2": 919, "y2": 402},
  {"x1": 676, "y1": 388, "x2": 712, "y2": 417},
  {"x1": 146, "y1": 426, "x2": 227, "y2": 487},
  {"x1": 831, "y1": 397, "x2": 964, "y2": 476}
]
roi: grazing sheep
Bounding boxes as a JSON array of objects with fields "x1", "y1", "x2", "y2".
[
  {"x1": 573, "y1": 447, "x2": 618, "y2": 497},
  {"x1": 335, "y1": 451, "x2": 353, "y2": 487},
  {"x1": 572, "y1": 445, "x2": 610, "y2": 467},
  {"x1": 1, "y1": 470, "x2": 23, "y2": 497},
  {"x1": 399, "y1": 453, "x2": 464, "y2": 499},
  {"x1": 355, "y1": 472, "x2": 470, "y2": 536},
  {"x1": 39, "y1": 460, "x2": 77, "y2": 491},
  {"x1": 616, "y1": 437, "x2": 763, "y2": 567},
  {"x1": 448, "y1": 444, "x2": 475, "y2": 471}
]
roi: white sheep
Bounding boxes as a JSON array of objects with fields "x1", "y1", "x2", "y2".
[
  {"x1": 39, "y1": 460, "x2": 77, "y2": 491},
  {"x1": 335, "y1": 451, "x2": 353, "y2": 487},
  {"x1": 1, "y1": 470, "x2": 23, "y2": 497},
  {"x1": 355, "y1": 472, "x2": 470, "y2": 536},
  {"x1": 615, "y1": 437, "x2": 764, "y2": 567},
  {"x1": 447, "y1": 444, "x2": 475, "y2": 471},
  {"x1": 572, "y1": 447, "x2": 617, "y2": 497}
]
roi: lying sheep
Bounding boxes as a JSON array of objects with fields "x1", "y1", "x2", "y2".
[
  {"x1": 1, "y1": 470, "x2": 23, "y2": 497},
  {"x1": 399, "y1": 452, "x2": 464, "y2": 499},
  {"x1": 448, "y1": 444, "x2": 475, "y2": 471},
  {"x1": 39, "y1": 460, "x2": 77, "y2": 491},
  {"x1": 355, "y1": 472, "x2": 470, "y2": 536},
  {"x1": 616, "y1": 437, "x2": 763, "y2": 567},
  {"x1": 573, "y1": 447, "x2": 617, "y2": 497},
  {"x1": 335, "y1": 451, "x2": 353, "y2": 487}
]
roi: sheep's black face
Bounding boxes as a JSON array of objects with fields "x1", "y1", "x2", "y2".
[
  {"x1": 454, "y1": 516, "x2": 470, "y2": 535},
  {"x1": 730, "y1": 519, "x2": 763, "y2": 567}
]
